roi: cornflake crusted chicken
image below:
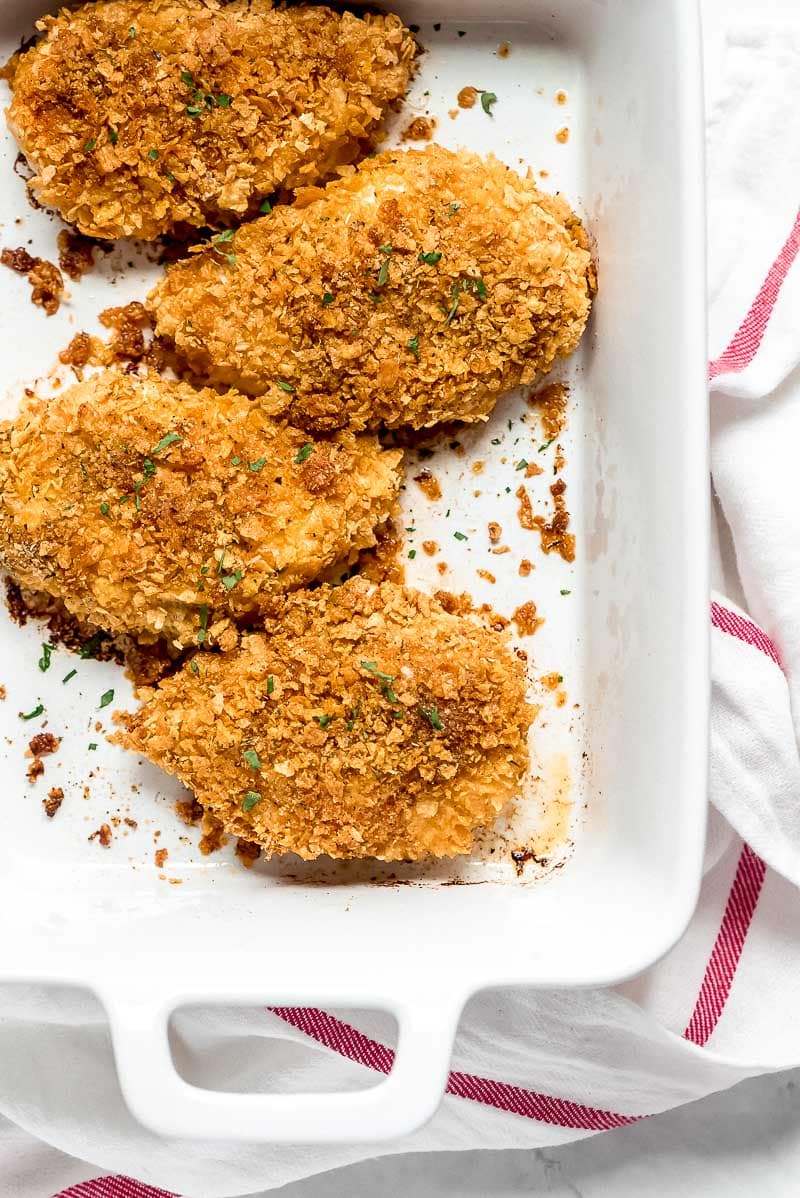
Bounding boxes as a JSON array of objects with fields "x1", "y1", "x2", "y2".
[
  {"x1": 5, "y1": 0, "x2": 415, "y2": 240},
  {"x1": 115, "y1": 578, "x2": 533, "y2": 860},
  {"x1": 0, "y1": 373, "x2": 401, "y2": 648},
  {"x1": 148, "y1": 145, "x2": 594, "y2": 431}
]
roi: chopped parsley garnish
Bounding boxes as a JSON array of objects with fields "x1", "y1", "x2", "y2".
[
  {"x1": 79, "y1": 632, "x2": 106, "y2": 660},
  {"x1": 377, "y1": 252, "x2": 391, "y2": 287},
  {"x1": 230, "y1": 456, "x2": 242, "y2": 466},
  {"x1": 378, "y1": 244, "x2": 393, "y2": 254},
  {"x1": 210, "y1": 228, "x2": 237, "y2": 267},
  {"x1": 221, "y1": 570, "x2": 243, "y2": 592},
  {"x1": 180, "y1": 70, "x2": 194, "y2": 85},
  {"x1": 259, "y1": 198, "x2": 272, "y2": 214},
  {"x1": 216, "y1": 93, "x2": 231, "y2": 107},
  {"x1": 98, "y1": 689, "x2": 114, "y2": 710},
  {"x1": 151, "y1": 432, "x2": 181, "y2": 456},
  {"x1": 80, "y1": 460, "x2": 88, "y2": 480},
  {"x1": 471, "y1": 277, "x2": 488, "y2": 299},
  {"x1": 560, "y1": 589, "x2": 571, "y2": 596},
  {"x1": 85, "y1": 138, "x2": 96, "y2": 152},
  {"x1": 242, "y1": 748, "x2": 262, "y2": 771},
  {"x1": 186, "y1": 104, "x2": 203, "y2": 117},
  {"x1": 481, "y1": 91, "x2": 498, "y2": 116},
  {"x1": 62, "y1": 669, "x2": 77, "y2": 684},
  {"x1": 20, "y1": 704, "x2": 44, "y2": 721},
  {"x1": 448, "y1": 202, "x2": 461, "y2": 215},
  {"x1": 88, "y1": 742, "x2": 98, "y2": 751},
  {"x1": 346, "y1": 702, "x2": 360, "y2": 731},
  {"x1": 190, "y1": 660, "x2": 200, "y2": 676},
  {"x1": 142, "y1": 458, "x2": 156, "y2": 480},
  {"x1": 276, "y1": 380, "x2": 295, "y2": 393},
  {"x1": 558, "y1": 675, "x2": 564, "y2": 683},
  {"x1": 133, "y1": 479, "x2": 144, "y2": 511},
  {"x1": 38, "y1": 644, "x2": 53, "y2": 673},
  {"x1": 454, "y1": 531, "x2": 468, "y2": 541},
  {"x1": 322, "y1": 291, "x2": 334, "y2": 306},
  {"x1": 443, "y1": 281, "x2": 460, "y2": 326},
  {"x1": 128, "y1": 26, "x2": 136, "y2": 37},
  {"x1": 315, "y1": 714, "x2": 333, "y2": 729},
  {"x1": 491, "y1": 438, "x2": 501, "y2": 445},
  {"x1": 538, "y1": 437, "x2": 555, "y2": 453},
  {"x1": 108, "y1": 125, "x2": 118, "y2": 145},
  {"x1": 100, "y1": 502, "x2": 110, "y2": 516},
  {"x1": 516, "y1": 459, "x2": 528, "y2": 471},
  {"x1": 418, "y1": 705, "x2": 444, "y2": 731},
  {"x1": 408, "y1": 549, "x2": 417, "y2": 559},
  {"x1": 294, "y1": 443, "x2": 313, "y2": 465},
  {"x1": 360, "y1": 660, "x2": 398, "y2": 703},
  {"x1": 242, "y1": 791, "x2": 261, "y2": 812},
  {"x1": 165, "y1": 171, "x2": 175, "y2": 182},
  {"x1": 248, "y1": 458, "x2": 267, "y2": 472},
  {"x1": 267, "y1": 675, "x2": 275, "y2": 695},
  {"x1": 200, "y1": 566, "x2": 209, "y2": 575},
  {"x1": 418, "y1": 251, "x2": 442, "y2": 265},
  {"x1": 407, "y1": 335, "x2": 419, "y2": 359},
  {"x1": 197, "y1": 603, "x2": 208, "y2": 645},
  {"x1": 368, "y1": 292, "x2": 382, "y2": 303},
  {"x1": 148, "y1": 148, "x2": 159, "y2": 161}
]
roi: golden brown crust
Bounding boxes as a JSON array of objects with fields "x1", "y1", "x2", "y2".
[
  {"x1": 6, "y1": 0, "x2": 415, "y2": 240},
  {"x1": 148, "y1": 145, "x2": 593, "y2": 431},
  {"x1": 0, "y1": 372, "x2": 401, "y2": 647},
  {"x1": 115, "y1": 577, "x2": 533, "y2": 860}
]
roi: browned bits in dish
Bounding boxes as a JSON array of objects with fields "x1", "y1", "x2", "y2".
[
  {"x1": 457, "y1": 86, "x2": 479, "y2": 109},
  {"x1": 148, "y1": 145, "x2": 594, "y2": 431},
  {"x1": 511, "y1": 600, "x2": 544, "y2": 637},
  {"x1": 43, "y1": 786, "x2": 64, "y2": 817},
  {"x1": 529, "y1": 381, "x2": 568, "y2": 441},
  {"x1": 0, "y1": 371, "x2": 401, "y2": 648},
  {"x1": 29, "y1": 732, "x2": 59, "y2": 756},
  {"x1": 57, "y1": 230, "x2": 99, "y2": 281},
  {"x1": 115, "y1": 578, "x2": 533, "y2": 862},
  {"x1": 414, "y1": 470, "x2": 443, "y2": 501},
  {"x1": 402, "y1": 116, "x2": 437, "y2": 142},
  {"x1": 6, "y1": 0, "x2": 416, "y2": 240},
  {"x1": 1, "y1": 246, "x2": 64, "y2": 315},
  {"x1": 89, "y1": 823, "x2": 112, "y2": 846},
  {"x1": 59, "y1": 332, "x2": 93, "y2": 370}
]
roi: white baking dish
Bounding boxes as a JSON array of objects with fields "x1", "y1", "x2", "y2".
[{"x1": 0, "y1": 0, "x2": 707, "y2": 1143}]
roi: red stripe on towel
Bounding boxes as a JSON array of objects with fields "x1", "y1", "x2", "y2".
[
  {"x1": 711, "y1": 600, "x2": 781, "y2": 665},
  {"x1": 53, "y1": 1178, "x2": 177, "y2": 1197},
  {"x1": 709, "y1": 207, "x2": 800, "y2": 380}
]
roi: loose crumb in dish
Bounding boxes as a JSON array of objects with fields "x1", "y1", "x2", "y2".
[
  {"x1": 511, "y1": 600, "x2": 544, "y2": 637},
  {"x1": 0, "y1": 686, "x2": 6, "y2": 700},
  {"x1": 175, "y1": 798, "x2": 204, "y2": 826},
  {"x1": 401, "y1": 116, "x2": 436, "y2": 142},
  {"x1": 457, "y1": 85, "x2": 479, "y2": 108},
  {"x1": 497, "y1": 42, "x2": 511, "y2": 58},
  {"x1": 556, "y1": 127, "x2": 570, "y2": 144},
  {"x1": 556, "y1": 90, "x2": 568, "y2": 105},
  {"x1": 26, "y1": 757, "x2": 44, "y2": 783},
  {"x1": 471, "y1": 460, "x2": 484, "y2": 475},
  {"x1": 414, "y1": 470, "x2": 442, "y2": 501},
  {"x1": 236, "y1": 838, "x2": 262, "y2": 868},
  {"x1": 541, "y1": 672, "x2": 563, "y2": 690},
  {"x1": 1, "y1": 247, "x2": 64, "y2": 315},
  {"x1": 487, "y1": 521, "x2": 502, "y2": 543},
  {"x1": 58, "y1": 331, "x2": 93, "y2": 370},
  {"x1": 57, "y1": 229, "x2": 103, "y2": 281},
  {"x1": 524, "y1": 462, "x2": 544, "y2": 477},
  {"x1": 43, "y1": 786, "x2": 64, "y2": 817},
  {"x1": 518, "y1": 559, "x2": 534, "y2": 577},
  {"x1": 89, "y1": 823, "x2": 112, "y2": 847},
  {"x1": 29, "y1": 731, "x2": 59, "y2": 757},
  {"x1": 154, "y1": 848, "x2": 168, "y2": 868},
  {"x1": 436, "y1": 561, "x2": 448, "y2": 575},
  {"x1": 124, "y1": 817, "x2": 138, "y2": 829},
  {"x1": 477, "y1": 569, "x2": 496, "y2": 584},
  {"x1": 422, "y1": 540, "x2": 438, "y2": 556},
  {"x1": 529, "y1": 382, "x2": 569, "y2": 442}
]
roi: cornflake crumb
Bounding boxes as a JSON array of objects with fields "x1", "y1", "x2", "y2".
[
  {"x1": 422, "y1": 540, "x2": 438, "y2": 556},
  {"x1": 43, "y1": 786, "x2": 64, "y2": 817},
  {"x1": 457, "y1": 85, "x2": 479, "y2": 109},
  {"x1": 512, "y1": 601, "x2": 544, "y2": 637},
  {"x1": 58, "y1": 331, "x2": 93, "y2": 370},
  {"x1": 477, "y1": 569, "x2": 496, "y2": 584},
  {"x1": 26, "y1": 757, "x2": 44, "y2": 783},
  {"x1": 556, "y1": 90, "x2": 568, "y2": 105},
  {"x1": 556, "y1": 126, "x2": 570, "y2": 144},
  {"x1": 89, "y1": 823, "x2": 112, "y2": 847},
  {"x1": 518, "y1": 559, "x2": 534, "y2": 577},
  {"x1": 413, "y1": 469, "x2": 442, "y2": 501},
  {"x1": 1, "y1": 247, "x2": 64, "y2": 315},
  {"x1": 154, "y1": 848, "x2": 168, "y2": 868},
  {"x1": 124, "y1": 817, "x2": 138, "y2": 829},
  {"x1": 487, "y1": 521, "x2": 502, "y2": 543},
  {"x1": 436, "y1": 561, "x2": 448, "y2": 575},
  {"x1": 29, "y1": 732, "x2": 59, "y2": 757},
  {"x1": 401, "y1": 116, "x2": 436, "y2": 142}
]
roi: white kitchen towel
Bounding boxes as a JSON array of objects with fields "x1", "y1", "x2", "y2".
[{"x1": 2, "y1": 4, "x2": 800, "y2": 1197}]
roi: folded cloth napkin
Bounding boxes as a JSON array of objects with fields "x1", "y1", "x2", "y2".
[{"x1": 2, "y1": 3, "x2": 800, "y2": 1196}]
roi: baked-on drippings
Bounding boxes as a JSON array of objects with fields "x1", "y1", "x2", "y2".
[
  {"x1": 414, "y1": 470, "x2": 443, "y2": 501},
  {"x1": 0, "y1": 371, "x2": 401, "y2": 647},
  {"x1": 43, "y1": 786, "x2": 64, "y2": 817},
  {"x1": 115, "y1": 578, "x2": 533, "y2": 862},
  {"x1": 529, "y1": 381, "x2": 568, "y2": 442},
  {"x1": 57, "y1": 230, "x2": 99, "y2": 281},
  {"x1": 6, "y1": 0, "x2": 416, "y2": 240},
  {"x1": 148, "y1": 145, "x2": 594, "y2": 431},
  {"x1": 532, "y1": 479, "x2": 575, "y2": 562},
  {"x1": 1, "y1": 247, "x2": 63, "y2": 314}
]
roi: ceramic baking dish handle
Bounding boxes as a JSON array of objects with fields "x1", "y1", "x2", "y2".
[{"x1": 101, "y1": 984, "x2": 463, "y2": 1142}]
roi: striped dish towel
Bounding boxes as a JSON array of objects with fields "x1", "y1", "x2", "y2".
[{"x1": 1, "y1": 6, "x2": 799, "y2": 1198}]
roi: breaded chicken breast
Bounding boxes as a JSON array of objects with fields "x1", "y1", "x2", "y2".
[
  {"x1": 148, "y1": 145, "x2": 594, "y2": 431},
  {"x1": 0, "y1": 373, "x2": 401, "y2": 647},
  {"x1": 116, "y1": 578, "x2": 533, "y2": 860},
  {"x1": 5, "y1": 0, "x2": 415, "y2": 240}
]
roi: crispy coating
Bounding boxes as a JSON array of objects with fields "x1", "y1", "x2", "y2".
[
  {"x1": 115, "y1": 578, "x2": 533, "y2": 860},
  {"x1": 0, "y1": 372, "x2": 401, "y2": 647},
  {"x1": 148, "y1": 145, "x2": 594, "y2": 431},
  {"x1": 5, "y1": 0, "x2": 415, "y2": 240}
]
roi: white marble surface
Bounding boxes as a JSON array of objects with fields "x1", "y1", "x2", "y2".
[{"x1": 269, "y1": 1069, "x2": 800, "y2": 1196}]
